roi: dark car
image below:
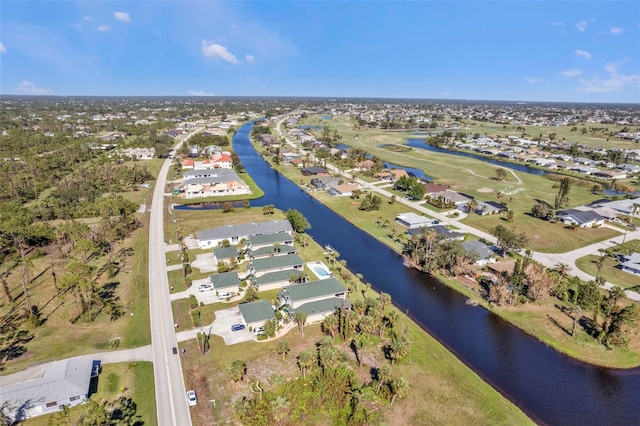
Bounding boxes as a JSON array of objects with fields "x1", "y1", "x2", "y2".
[{"x1": 231, "y1": 324, "x2": 246, "y2": 332}]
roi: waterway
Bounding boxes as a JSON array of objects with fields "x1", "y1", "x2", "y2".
[
  {"x1": 405, "y1": 138, "x2": 550, "y2": 176},
  {"x1": 232, "y1": 122, "x2": 640, "y2": 425}
]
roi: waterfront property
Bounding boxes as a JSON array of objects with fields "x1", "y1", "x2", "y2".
[
  {"x1": 180, "y1": 168, "x2": 250, "y2": 199},
  {"x1": 197, "y1": 220, "x2": 293, "y2": 249},
  {"x1": 327, "y1": 183, "x2": 358, "y2": 197},
  {"x1": 463, "y1": 240, "x2": 497, "y2": 265},
  {"x1": 253, "y1": 269, "x2": 304, "y2": 291},
  {"x1": 1, "y1": 358, "x2": 97, "y2": 422},
  {"x1": 248, "y1": 244, "x2": 297, "y2": 260},
  {"x1": 246, "y1": 232, "x2": 295, "y2": 250},
  {"x1": 248, "y1": 253, "x2": 304, "y2": 278},
  {"x1": 279, "y1": 278, "x2": 350, "y2": 323},
  {"x1": 396, "y1": 212, "x2": 437, "y2": 229},
  {"x1": 407, "y1": 225, "x2": 464, "y2": 241}
]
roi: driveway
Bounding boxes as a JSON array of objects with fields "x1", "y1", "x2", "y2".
[
  {"x1": 209, "y1": 307, "x2": 254, "y2": 345},
  {"x1": 191, "y1": 252, "x2": 217, "y2": 273},
  {"x1": 170, "y1": 278, "x2": 243, "y2": 305}
]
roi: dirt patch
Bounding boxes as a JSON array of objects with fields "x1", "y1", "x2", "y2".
[{"x1": 477, "y1": 187, "x2": 494, "y2": 193}]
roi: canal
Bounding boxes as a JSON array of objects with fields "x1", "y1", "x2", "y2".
[{"x1": 233, "y1": 122, "x2": 640, "y2": 425}]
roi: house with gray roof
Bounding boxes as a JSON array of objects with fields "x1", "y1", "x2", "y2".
[
  {"x1": 181, "y1": 169, "x2": 251, "y2": 199},
  {"x1": 474, "y1": 201, "x2": 507, "y2": 216},
  {"x1": 311, "y1": 176, "x2": 342, "y2": 190},
  {"x1": 463, "y1": 240, "x2": 496, "y2": 265},
  {"x1": 396, "y1": 212, "x2": 437, "y2": 229},
  {"x1": 249, "y1": 254, "x2": 304, "y2": 278},
  {"x1": 253, "y1": 269, "x2": 305, "y2": 292},
  {"x1": 249, "y1": 244, "x2": 297, "y2": 260},
  {"x1": 247, "y1": 233, "x2": 294, "y2": 250},
  {"x1": 209, "y1": 271, "x2": 241, "y2": 293},
  {"x1": 555, "y1": 209, "x2": 605, "y2": 228},
  {"x1": 293, "y1": 297, "x2": 352, "y2": 324},
  {"x1": 620, "y1": 252, "x2": 640, "y2": 275},
  {"x1": 238, "y1": 300, "x2": 276, "y2": 329},
  {"x1": 197, "y1": 220, "x2": 292, "y2": 249},
  {"x1": 212, "y1": 246, "x2": 239, "y2": 264},
  {"x1": 279, "y1": 278, "x2": 348, "y2": 310},
  {"x1": 0, "y1": 358, "x2": 95, "y2": 422}
]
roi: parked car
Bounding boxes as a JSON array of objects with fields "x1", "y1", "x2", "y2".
[
  {"x1": 198, "y1": 284, "x2": 213, "y2": 292},
  {"x1": 231, "y1": 324, "x2": 246, "y2": 332},
  {"x1": 217, "y1": 292, "x2": 231, "y2": 300},
  {"x1": 253, "y1": 326, "x2": 264, "y2": 336},
  {"x1": 186, "y1": 390, "x2": 197, "y2": 406}
]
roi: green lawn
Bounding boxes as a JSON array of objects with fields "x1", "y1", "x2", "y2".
[{"x1": 575, "y1": 238, "x2": 640, "y2": 290}]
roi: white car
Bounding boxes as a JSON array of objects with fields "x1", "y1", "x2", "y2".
[
  {"x1": 217, "y1": 292, "x2": 231, "y2": 300},
  {"x1": 198, "y1": 284, "x2": 213, "y2": 292},
  {"x1": 253, "y1": 326, "x2": 264, "y2": 336},
  {"x1": 186, "y1": 390, "x2": 197, "y2": 406}
]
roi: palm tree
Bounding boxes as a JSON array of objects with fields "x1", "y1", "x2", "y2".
[
  {"x1": 277, "y1": 341, "x2": 290, "y2": 361},
  {"x1": 376, "y1": 364, "x2": 393, "y2": 392},
  {"x1": 553, "y1": 263, "x2": 571, "y2": 278},
  {"x1": 294, "y1": 311, "x2": 308, "y2": 336},
  {"x1": 228, "y1": 360, "x2": 246, "y2": 382},
  {"x1": 297, "y1": 350, "x2": 316, "y2": 379},
  {"x1": 389, "y1": 376, "x2": 407, "y2": 405}
]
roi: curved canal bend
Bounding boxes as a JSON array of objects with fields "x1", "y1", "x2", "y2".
[{"x1": 233, "y1": 122, "x2": 640, "y2": 425}]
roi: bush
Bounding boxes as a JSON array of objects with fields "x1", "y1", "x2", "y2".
[{"x1": 189, "y1": 294, "x2": 198, "y2": 309}]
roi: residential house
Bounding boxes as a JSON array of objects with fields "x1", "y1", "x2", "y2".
[
  {"x1": 407, "y1": 225, "x2": 464, "y2": 241},
  {"x1": 1, "y1": 358, "x2": 96, "y2": 422},
  {"x1": 247, "y1": 233, "x2": 295, "y2": 250},
  {"x1": 248, "y1": 244, "x2": 297, "y2": 260},
  {"x1": 555, "y1": 209, "x2": 605, "y2": 228},
  {"x1": 209, "y1": 271, "x2": 241, "y2": 294},
  {"x1": 463, "y1": 240, "x2": 496, "y2": 265},
  {"x1": 182, "y1": 159, "x2": 194, "y2": 169},
  {"x1": 310, "y1": 176, "x2": 342, "y2": 190},
  {"x1": 592, "y1": 170, "x2": 627, "y2": 180},
  {"x1": 212, "y1": 246, "x2": 238, "y2": 265},
  {"x1": 280, "y1": 278, "x2": 350, "y2": 324},
  {"x1": 355, "y1": 160, "x2": 375, "y2": 171},
  {"x1": 422, "y1": 183, "x2": 450, "y2": 196},
  {"x1": 197, "y1": 220, "x2": 292, "y2": 249},
  {"x1": 211, "y1": 153, "x2": 233, "y2": 169},
  {"x1": 248, "y1": 253, "x2": 304, "y2": 278},
  {"x1": 181, "y1": 169, "x2": 250, "y2": 199},
  {"x1": 302, "y1": 166, "x2": 329, "y2": 176},
  {"x1": 253, "y1": 269, "x2": 304, "y2": 292},
  {"x1": 619, "y1": 252, "x2": 640, "y2": 275},
  {"x1": 427, "y1": 190, "x2": 473, "y2": 209},
  {"x1": 238, "y1": 300, "x2": 276, "y2": 330},
  {"x1": 327, "y1": 183, "x2": 358, "y2": 197},
  {"x1": 396, "y1": 212, "x2": 437, "y2": 229},
  {"x1": 475, "y1": 201, "x2": 507, "y2": 216}
]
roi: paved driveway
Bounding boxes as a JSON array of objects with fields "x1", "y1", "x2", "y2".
[{"x1": 210, "y1": 307, "x2": 254, "y2": 345}]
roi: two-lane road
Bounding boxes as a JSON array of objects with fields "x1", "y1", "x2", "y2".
[{"x1": 149, "y1": 131, "x2": 201, "y2": 426}]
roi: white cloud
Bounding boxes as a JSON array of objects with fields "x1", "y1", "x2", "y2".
[
  {"x1": 575, "y1": 21, "x2": 588, "y2": 32},
  {"x1": 71, "y1": 23, "x2": 83, "y2": 30},
  {"x1": 575, "y1": 49, "x2": 592, "y2": 60},
  {"x1": 114, "y1": 12, "x2": 130, "y2": 23},
  {"x1": 0, "y1": 42, "x2": 5, "y2": 54},
  {"x1": 610, "y1": 27, "x2": 624, "y2": 35},
  {"x1": 245, "y1": 54, "x2": 255, "y2": 63},
  {"x1": 97, "y1": 25, "x2": 111, "y2": 32},
  {"x1": 188, "y1": 90, "x2": 214, "y2": 96},
  {"x1": 16, "y1": 80, "x2": 53, "y2": 95},
  {"x1": 523, "y1": 77, "x2": 544, "y2": 84},
  {"x1": 578, "y1": 62, "x2": 640, "y2": 93},
  {"x1": 552, "y1": 22, "x2": 564, "y2": 26},
  {"x1": 561, "y1": 69, "x2": 582, "y2": 78},
  {"x1": 201, "y1": 41, "x2": 239, "y2": 65},
  {"x1": 82, "y1": 16, "x2": 93, "y2": 21}
]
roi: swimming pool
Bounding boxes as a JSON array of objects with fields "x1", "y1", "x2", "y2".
[{"x1": 308, "y1": 261, "x2": 332, "y2": 280}]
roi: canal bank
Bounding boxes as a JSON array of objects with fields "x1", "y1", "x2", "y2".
[{"x1": 233, "y1": 121, "x2": 640, "y2": 425}]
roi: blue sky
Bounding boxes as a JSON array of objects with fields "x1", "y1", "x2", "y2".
[{"x1": 1, "y1": 1, "x2": 639, "y2": 103}]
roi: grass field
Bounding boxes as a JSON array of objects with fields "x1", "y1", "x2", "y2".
[
  {"x1": 575, "y1": 238, "x2": 640, "y2": 290},
  {"x1": 23, "y1": 361, "x2": 157, "y2": 426}
]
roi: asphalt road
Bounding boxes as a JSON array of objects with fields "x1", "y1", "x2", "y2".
[{"x1": 149, "y1": 131, "x2": 200, "y2": 426}]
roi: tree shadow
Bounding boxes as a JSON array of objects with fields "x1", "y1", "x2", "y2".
[{"x1": 547, "y1": 315, "x2": 571, "y2": 337}]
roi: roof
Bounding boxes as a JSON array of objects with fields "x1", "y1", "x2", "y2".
[
  {"x1": 463, "y1": 240, "x2": 494, "y2": 260},
  {"x1": 213, "y1": 246, "x2": 238, "y2": 260},
  {"x1": 209, "y1": 271, "x2": 241, "y2": 289},
  {"x1": 622, "y1": 252, "x2": 640, "y2": 264},
  {"x1": 250, "y1": 244, "x2": 296, "y2": 258},
  {"x1": 249, "y1": 232, "x2": 294, "y2": 246},
  {"x1": 302, "y1": 166, "x2": 328, "y2": 174},
  {"x1": 488, "y1": 260, "x2": 516, "y2": 274},
  {"x1": 1, "y1": 358, "x2": 93, "y2": 416},
  {"x1": 293, "y1": 297, "x2": 352, "y2": 316},
  {"x1": 239, "y1": 300, "x2": 275, "y2": 324},
  {"x1": 251, "y1": 253, "x2": 304, "y2": 272},
  {"x1": 556, "y1": 209, "x2": 605, "y2": 224},
  {"x1": 284, "y1": 278, "x2": 347, "y2": 302},
  {"x1": 407, "y1": 225, "x2": 463, "y2": 240},
  {"x1": 198, "y1": 220, "x2": 292, "y2": 242},
  {"x1": 396, "y1": 212, "x2": 432, "y2": 226},
  {"x1": 183, "y1": 168, "x2": 241, "y2": 182},
  {"x1": 254, "y1": 269, "x2": 301, "y2": 286},
  {"x1": 329, "y1": 184, "x2": 358, "y2": 194}
]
